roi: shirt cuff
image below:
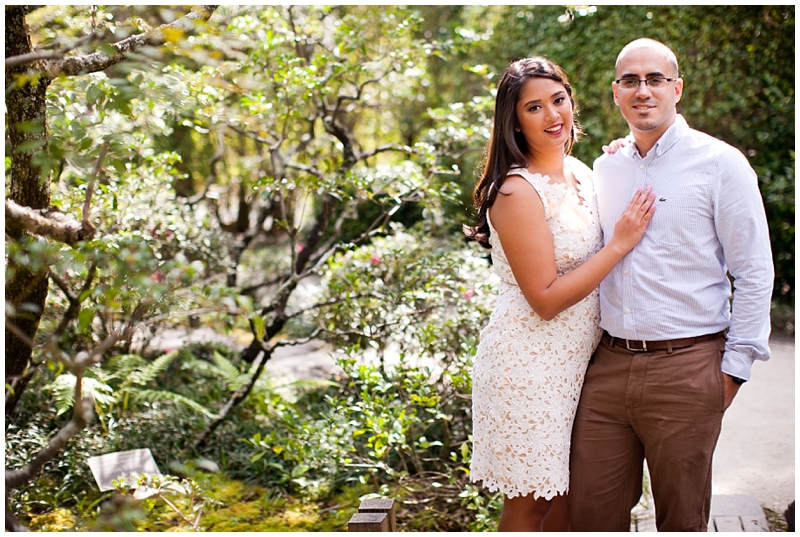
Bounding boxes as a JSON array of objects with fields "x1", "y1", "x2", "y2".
[{"x1": 721, "y1": 349, "x2": 755, "y2": 381}]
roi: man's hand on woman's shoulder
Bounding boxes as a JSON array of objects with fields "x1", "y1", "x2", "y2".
[{"x1": 602, "y1": 138, "x2": 628, "y2": 154}]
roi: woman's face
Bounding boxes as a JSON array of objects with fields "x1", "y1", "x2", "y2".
[{"x1": 514, "y1": 77, "x2": 573, "y2": 155}]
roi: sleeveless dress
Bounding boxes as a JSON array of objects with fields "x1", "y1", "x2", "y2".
[{"x1": 470, "y1": 156, "x2": 604, "y2": 500}]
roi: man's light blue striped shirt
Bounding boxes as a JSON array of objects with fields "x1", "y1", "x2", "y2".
[{"x1": 594, "y1": 115, "x2": 773, "y2": 380}]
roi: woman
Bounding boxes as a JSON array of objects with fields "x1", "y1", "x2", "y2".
[{"x1": 464, "y1": 57, "x2": 655, "y2": 531}]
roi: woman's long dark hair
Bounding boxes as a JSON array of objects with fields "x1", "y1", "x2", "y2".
[{"x1": 464, "y1": 57, "x2": 581, "y2": 249}]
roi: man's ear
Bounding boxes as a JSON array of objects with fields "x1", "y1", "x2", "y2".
[
  {"x1": 674, "y1": 77, "x2": 684, "y2": 104},
  {"x1": 612, "y1": 81, "x2": 620, "y2": 106}
]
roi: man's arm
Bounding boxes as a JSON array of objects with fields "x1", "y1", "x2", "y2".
[{"x1": 713, "y1": 147, "x2": 774, "y2": 382}]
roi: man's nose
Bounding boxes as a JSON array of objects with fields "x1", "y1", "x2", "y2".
[{"x1": 634, "y1": 80, "x2": 653, "y2": 97}]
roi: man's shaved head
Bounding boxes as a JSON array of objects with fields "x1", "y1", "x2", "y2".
[{"x1": 615, "y1": 38, "x2": 679, "y2": 77}]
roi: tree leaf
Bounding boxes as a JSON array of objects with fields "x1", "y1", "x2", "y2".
[{"x1": 77, "y1": 307, "x2": 95, "y2": 333}]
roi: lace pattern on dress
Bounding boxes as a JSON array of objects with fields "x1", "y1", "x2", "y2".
[{"x1": 470, "y1": 157, "x2": 603, "y2": 500}]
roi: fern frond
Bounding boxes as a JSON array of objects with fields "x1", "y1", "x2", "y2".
[
  {"x1": 212, "y1": 351, "x2": 244, "y2": 382},
  {"x1": 105, "y1": 354, "x2": 147, "y2": 381},
  {"x1": 133, "y1": 389, "x2": 218, "y2": 419},
  {"x1": 180, "y1": 352, "x2": 248, "y2": 391},
  {"x1": 181, "y1": 356, "x2": 221, "y2": 377},
  {"x1": 129, "y1": 350, "x2": 180, "y2": 387},
  {"x1": 49, "y1": 374, "x2": 78, "y2": 416},
  {"x1": 47, "y1": 374, "x2": 115, "y2": 416},
  {"x1": 285, "y1": 379, "x2": 340, "y2": 390}
]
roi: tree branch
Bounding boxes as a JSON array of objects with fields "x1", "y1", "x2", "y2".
[
  {"x1": 44, "y1": 6, "x2": 219, "y2": 77},
  {"x1": 283, "y1": 161, "x2": 324, "y2": 179},
  {"x1": 271, "y1": 331, "x2": 324, "y2": 348},
  {"x1": 187, "y1": 128, "x2": 225, "y2": 206},
  {"x1": 283, "y1": 292, "x2": 376, "y2": 321},
  {"x1": 194, "y1": 341, "x2": 276, "y2": 449},
  {"x1": 86, "y1": 303, "x2": 148, "y2": 365},
  {"x1": 50, "y1": 261, "x2": 98, "y2": 337},
  {"x1": 294, "y1": 194, "x2": 336, "y2": 274},
  {"x1": 81, "y1": 141, "x2": 108, "y2": 228},
  {"x1": 5, "y1": 397, "x2": 93, "y2": 489},
  {"x1": 5, "y1": 200, "x2": 95, "y2": 246},
  {"x1": 4, "y1": 30, "x2": 101, "y2": 69},
  {"x1": 359, "y1": 144, "x2": 413, "y2": 160},
  {"x1": 3, "y1": 321, "x2": 36, "y2": 352},
  {"x1": 226, "y1": 123, "x2": 280, "y2": 150},
  {"x1": 334, "y1": 67, "x2": 396, "y2": 114},
  {"x1": 240, "y1": 274, "x2": 284, "y2": 297},
  {"x1": 5, "y1": 367, "x2": 37, "y2": 416},
  {"x1": 5, "y1": 500, "x2": 29, "y2": 532}
]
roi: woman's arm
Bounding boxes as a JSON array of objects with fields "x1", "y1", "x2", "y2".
[{"x1": 490, "y1": 175, "x2": 654, "y2": 321}]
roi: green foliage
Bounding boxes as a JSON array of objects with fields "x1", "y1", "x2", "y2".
[
  {"x1": 43, "y1": 351, "x2": 215, "y2": 423},
  {"x1": 113, "y1": 472, "x2": 219, "y2": 531},
  {"x1": 48, "y1": 373, "x2": 115, "y2": 416},
  {"x1": 318, "y1": 226, "x2": 495, "y2": 361}
]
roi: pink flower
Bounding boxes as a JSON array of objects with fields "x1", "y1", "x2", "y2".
[
  {"x1": 295, "y1": 243, "x2": 304, "y2": 253},
  {"x1": 464, "y1": 289, "x2": 475, "y2": 300},
  {"x1": 153, "y1": 271, "x2": 165, "y2": 283},
  {"x1": 370, "y1": 255, "x2": 381, "y2": 265}
]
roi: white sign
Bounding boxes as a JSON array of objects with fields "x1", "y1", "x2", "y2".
[{"x1": 88, "y1": 448, "x2": 161, "y2": 491}]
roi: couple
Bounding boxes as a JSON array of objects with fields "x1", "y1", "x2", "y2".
[{"x1": 466, "y1": 38, "x2": 774, "y2": 531}]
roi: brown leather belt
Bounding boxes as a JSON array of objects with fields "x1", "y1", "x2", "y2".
[{"x1": 602, "y1": 330, "x2": 727, "y2": 353}]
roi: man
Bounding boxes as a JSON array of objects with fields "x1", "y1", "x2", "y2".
[{"x1": 569, "y1": 38, "x2": 774, "y2": 531}]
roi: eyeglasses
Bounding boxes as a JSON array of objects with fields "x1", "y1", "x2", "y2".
[{"x1": 615, "y1": 77, "x2": 677, "y2": 89}]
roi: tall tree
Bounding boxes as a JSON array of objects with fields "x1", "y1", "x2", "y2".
[
  {"x1": 5, "y1": 6, "x2": 219, "y2": 531},
  {"x1": 5, "y1": 5, "x2": 219, "y2": 411}
]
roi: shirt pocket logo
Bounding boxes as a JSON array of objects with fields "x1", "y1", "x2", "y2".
[{"x1": 650, "y1": 195, "x2": 706, "y2": 249}]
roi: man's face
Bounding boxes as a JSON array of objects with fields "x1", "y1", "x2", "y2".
[{"x1": 612, "y1": 46, "x2": 683, "y2": 138}]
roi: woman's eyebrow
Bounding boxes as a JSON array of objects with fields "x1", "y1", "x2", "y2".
[{"x1": 522, "y1": 90, "x2": 566, "y2": 107}]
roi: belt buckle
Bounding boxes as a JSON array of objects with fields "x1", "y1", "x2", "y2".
[{"x1": 625, "y1": 339, "x2": 648, "y2": 352}]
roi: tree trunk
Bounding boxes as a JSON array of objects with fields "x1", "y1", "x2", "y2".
[{"x1": 5, "y1": 6, "x2": 52, "y2": 383}]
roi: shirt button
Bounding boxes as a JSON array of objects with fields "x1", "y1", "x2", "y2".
[
  {"x1": 624, "y1": 308, "x2": 631, "y2": 314},
  {"x1": 639, "y1": 163, "x2": 646, "y2": 169},
  {"x1": 624, "y1": 269, "x2": 630, "y2": 275}
]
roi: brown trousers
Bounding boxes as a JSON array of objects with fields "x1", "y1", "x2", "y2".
[{"x1": 569, "y1": 334, "x2": 728, "y2": 531}]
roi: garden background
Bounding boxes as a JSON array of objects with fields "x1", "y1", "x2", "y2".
[{"x1": 5, "y1": 5, "x2": 794, "y2": 531}]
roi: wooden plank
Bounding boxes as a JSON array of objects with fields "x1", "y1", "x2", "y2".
[
  {"x1": 348, "y1": 512, "x2": 389, "y2": 532},
  {"x1": 359, "y1": 498, "x2": 396, "y2": 532},
  {"x1": 740, "y1": 515, "x2": 769, "y2": 532},
  {"x1": 713, "y1": 516, "x2": 743, "y2": 532}
]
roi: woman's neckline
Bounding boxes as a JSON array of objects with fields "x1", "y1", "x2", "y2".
[{"x1": 511, "y1": 158, "x2": 587, "y2": 206}]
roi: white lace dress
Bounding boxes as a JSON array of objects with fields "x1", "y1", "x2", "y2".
[{"x1": 470, "y1": 157, "x2": 604, "y2": 500}]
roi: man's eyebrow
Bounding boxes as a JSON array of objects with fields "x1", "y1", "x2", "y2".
[{"x1": 619, "y1": 71, "x2": 668, "y2": 78}]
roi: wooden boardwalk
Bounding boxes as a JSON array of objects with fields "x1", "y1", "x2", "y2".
[
  {"x1": 631, "y1": 495, "x2": 769, "y2": 532},
  {"x1": 348, "y1": 494, "x2": 772, "y2": 532}
]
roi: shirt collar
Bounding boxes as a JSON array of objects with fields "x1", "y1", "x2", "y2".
[{"x1": 623, "y1": 114, "x2": 688, "y2": 159}]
